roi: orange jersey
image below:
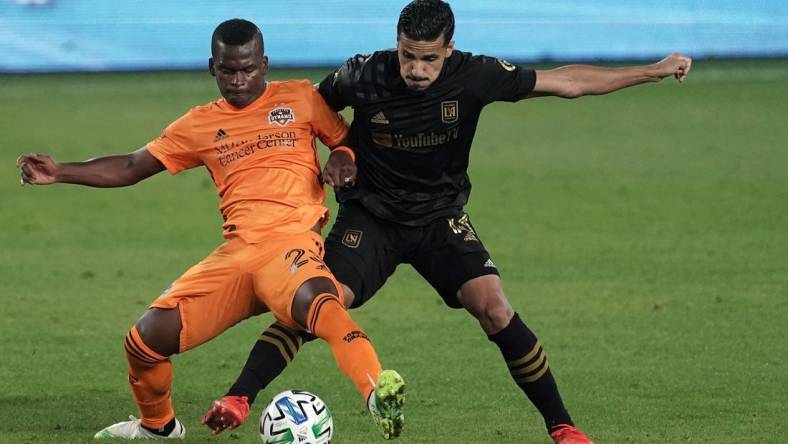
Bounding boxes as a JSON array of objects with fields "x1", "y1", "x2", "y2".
[{"x1": 147, "y1": 80, "x2": 348, "y2": 243}]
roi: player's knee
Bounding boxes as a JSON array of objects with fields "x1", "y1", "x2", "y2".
[
  {"x1": 480, "y1": 297, "x2": 514, "y2": 333},
  {"x1": 462, "y1": 288, "x2": 514, "y2": 334},
  {"x1": 292, "y1": 277, "x2": 341, "y2": 329},
  {"x1": 134, "y1": 307, "x2": 182, "y2": 357}
]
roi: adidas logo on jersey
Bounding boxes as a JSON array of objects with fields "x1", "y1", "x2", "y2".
[
  {"x1": 483, "y1": 259, "x2": 497, "y2": 268},
  {"x1": 370, "y1": 112, "x2": 389, "y2": 124},
  {"x1": 214, "y1": 128, "x2": 228, "y2": 141}
]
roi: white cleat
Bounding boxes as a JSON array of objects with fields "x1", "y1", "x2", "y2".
[{"x1": 94, "y1": 416, "x2": 185, "y2": 439}]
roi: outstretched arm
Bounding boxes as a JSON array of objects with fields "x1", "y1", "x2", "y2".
[
  {"x1": 17, "y1": 147, "x2": 165, "y2": 188},
  {"x1": 531, "y1": 53, "x2": 692, "y2": 99}
]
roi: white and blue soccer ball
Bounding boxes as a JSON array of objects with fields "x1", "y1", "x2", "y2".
[{"x1": 260, "y1": 390, "x2": 333, "y2": 444}]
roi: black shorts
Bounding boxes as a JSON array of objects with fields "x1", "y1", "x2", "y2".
[{"x1": 324, "y1": 201, "x2": 500, "y2": 309}]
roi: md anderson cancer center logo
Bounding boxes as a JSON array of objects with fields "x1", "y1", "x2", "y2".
[{"x1": 213, "y1": 131, "x2": 297, "y2": 166}]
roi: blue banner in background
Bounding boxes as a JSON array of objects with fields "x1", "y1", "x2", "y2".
[{"x1": 1, "y1": 0, "x2": 787, "y2": 73}]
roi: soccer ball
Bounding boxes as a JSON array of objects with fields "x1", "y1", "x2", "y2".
[{"x1": 260, "y1": 390, "x2": 333, "y2": 444}]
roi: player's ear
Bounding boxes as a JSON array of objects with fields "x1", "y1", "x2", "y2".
[
  {"x1": 208, "y1": 58, "x2": 215, "y2": 76},
  {"x1": 445, "y1": 40, "x2": 455, "y2": 58},
  {"x1": 260, "y1": 55, "x2": 269, "y2": 76}
]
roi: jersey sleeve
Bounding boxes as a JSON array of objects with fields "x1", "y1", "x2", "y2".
[
  {"x1": 146, "y1": 112, "x2": 202, "y2": 174},
  {"x1": 310, "y1": 86, "x2": 349, "y2": 147},
  {"x1": 317, "y1": 54, "x2": 367, "y2": 112},
  {"x1": 472, "y1": 55, "x2": 537, "y2": 105}
]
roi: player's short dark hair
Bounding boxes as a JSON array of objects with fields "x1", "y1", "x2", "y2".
[
  {"x1": 397, "y1": 0, "x2": 455, "y2": 45},
  {"x1": 211, "y1": 19, "x2": 264, "y2": 56}
]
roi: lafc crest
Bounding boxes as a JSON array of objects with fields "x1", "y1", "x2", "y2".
[
  {"x1": 448, "y1": 214, "x2": 478, "y2": 242},
  {"x1": 441, "y1": 100, "x2": 458, "y2": 123},
  {"x1": 342, "y1": 229, "x2": 363, "y2": 248}
]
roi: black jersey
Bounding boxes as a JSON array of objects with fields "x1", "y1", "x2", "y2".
[{"x1": 317, "y1": 49, "x2": 536, "y2": 226}]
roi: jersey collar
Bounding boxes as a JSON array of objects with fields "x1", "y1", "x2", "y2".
[{"x1": 218, "y1": 81, "x2": 272, "y2": 112}]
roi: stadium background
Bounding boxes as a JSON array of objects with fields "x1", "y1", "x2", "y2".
[
  {"x1": 2, "y1": 1, "x2": 787, "y2": 443},
  {"x1": 2, "y1": 0, "x2": 788, "y2": 72}
]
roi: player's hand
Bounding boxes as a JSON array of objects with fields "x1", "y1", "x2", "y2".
[
  {"x1": 654, "y1": 53, "x2": 693, "y2": 83},
  {"x1": 201, "y1": 396, "x2": 250, "y2": 436},
  {"x1": 16, "y1": 153, "x2": 59, "y2": 185},
  {"x1": 322, "y1": 148, "x2": 357, "y2": 191}
]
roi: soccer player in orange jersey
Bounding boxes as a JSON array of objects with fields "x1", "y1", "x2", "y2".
[{"x1": 17, "y1": 19, "x2": 405, "y2": 440}]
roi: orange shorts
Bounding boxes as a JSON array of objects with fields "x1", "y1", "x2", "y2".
[{"x1": 150, "y1": 230, "x2": 339, "y2": 353}]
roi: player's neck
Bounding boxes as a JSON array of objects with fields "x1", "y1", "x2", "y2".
[{"x1": 223, "y1": 81, "x2": 269, "y2": 110}]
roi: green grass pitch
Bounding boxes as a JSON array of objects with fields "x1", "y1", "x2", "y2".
[{"x1": 1, "y1": 59, "x2": 787, "y2": 443}]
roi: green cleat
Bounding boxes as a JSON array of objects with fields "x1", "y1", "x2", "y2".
[{"x1": 368, "y1": 369, "x2": 406, "y2": 439}]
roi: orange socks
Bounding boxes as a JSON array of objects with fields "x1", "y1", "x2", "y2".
[
  {"x1": 123, "y1": 296, "x2": 380, "y2": 425},
  {"x1": 124, "y1": 326, "x2": 175, "y2": 429},
  {"x1": 307, "y1": 293, "x2": 382, "y2": 401}
]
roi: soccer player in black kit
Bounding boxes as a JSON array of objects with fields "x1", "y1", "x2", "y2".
[{"x1": 202, "y1": 1, "x2": 692, "y2": 442}]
